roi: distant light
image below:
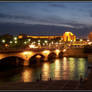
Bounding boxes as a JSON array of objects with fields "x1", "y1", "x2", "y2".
[
  {"x1": 38, "y1": 40, "x2": 40, "y2": 43},
  {"x1": 36, "y1": 55, "x2": 41, "y2": 59},
  {"x1": 43, "y1": 43, "x2": 45, "y2": 46},
  {"x1": 5, "y1": 44, "x2": 8, "y2": 47},
  {"x1": 55, "y1": 49, "x2": 60, "y2": 53},
  {"x1": 24, "y1": 41, "x2": 27, "y2": 44},
  {"x1": 87, "y1": 40, "x2": 90, "y2": 42},
  {"x1": 51, "y1": 41, "x2": 54, "y2": 44},
  {"x1": 29, "y1": 44, "x2": 38, "y2": 48},
  {"x1": 44, "y1": 40, "x2": 48, "y2": 43},
  {"x1": 28, "y1": 39, "x2": 31, "y2": 41},
  {"x1": 63, "y1": 49, "x2": 66, "y2": 52},
  {"x1": 55, "y1": 49, "x2": 60, "y2": 55},
  {"x1": 14, "y1": 37, "x2": 17, "y2": 40},
  {"x1": 42, "y1": 50, "x2": 50, "y2": 55},
  {"x1": 15, "y1": 41, "x2": 18, "y2": 43},
  {"x1": 10, "y1": 41, "x2": 13, "y2": 44},
  {"x1": 88, "y1": 42, "x2": 92, "y2": 45},
  {"x1": 18, "y1": 35, "x2": 23, "y2": 39},
  {"x1": 80, "y1": 39, "x2": 83, "y2": 42},
  {"x1": 2, "y1": 40, "x2": 5, "y2": 43}
]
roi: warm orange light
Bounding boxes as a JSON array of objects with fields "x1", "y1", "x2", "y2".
[
  {"x1": 63, "y1": 32, "x2": 76, "y2": 42},
  {"x1": 36, "y1": 55, "x2": 41, "y2": 59},
  {"x1": 42, "y1": 50, "x2": 50, "y2": 55},
  {"x1": 63, "y1": 49, "x2": 66, "y2": 52},
  {"x1": 18, "y1": 35, "x2": 23, "y2": 39},
  {"x1": 5, "y1": 44, "x2": 9, "y2": 47}
]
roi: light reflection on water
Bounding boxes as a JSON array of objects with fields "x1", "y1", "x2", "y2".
[{"x1": 0, "y1": 57, "x2": 88, "y2": 83}]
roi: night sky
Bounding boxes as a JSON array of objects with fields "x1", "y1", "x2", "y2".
[{"x1": 0, "y1": 2, "x2": 92, "y2": 38}]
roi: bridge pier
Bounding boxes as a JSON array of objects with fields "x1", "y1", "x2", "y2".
[
  {"x1": 24, "y1": 60, "x2": 29, "y2": 66},
  {"x1": 88, "y1": 54, "x2": 92, "y2": 64}
]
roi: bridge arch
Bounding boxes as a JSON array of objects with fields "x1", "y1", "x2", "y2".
[
  {"x1": 0, "y1": 56, "x2": 25, "y2": 67},
  {"x1": 29, "y1": 54, "x2": 45, "y2": 65},
  {"x1": 59, "y1": 51, "x2": 63, "y2": 58},
  {"x1": 48, "y1": 52, "x2": 57, "y2": 61}
]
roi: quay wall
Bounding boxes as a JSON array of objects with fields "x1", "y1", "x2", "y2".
[{"x1": 63, "y1": 48, "x2": 88, "y2": 57}]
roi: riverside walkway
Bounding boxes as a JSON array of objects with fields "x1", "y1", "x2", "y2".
[{"x1": 0, "y1": 80, "x2": 80, "y2": 90}]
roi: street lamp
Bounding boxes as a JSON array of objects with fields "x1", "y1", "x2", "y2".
[
  {"x1": 2, "y1": 39, "x2": 5, "y2": 43},
  {"x1": 14, "y1": 37, "x2": 17, "y2": 40}
]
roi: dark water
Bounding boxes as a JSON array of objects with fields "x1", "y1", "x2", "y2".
[{"x1": 0, "y1": 57, "x2": 88, "y2": 83}]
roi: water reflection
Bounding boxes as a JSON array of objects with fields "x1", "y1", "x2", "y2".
[
  {"x1": 69, "y1": 58, "x2": 76, "y2": 80},
  {"x1": 54, "y1": 59, "x2": 61, "y2": 80},
  {"x1": 22, "y1": 68, "x2": 32, "y2": 82},
  {"x1": 0, "y1": 57, "x2": 88, "y2": 83},
  {"x1": 42, "y1": 62, "x2": 50, "y2": 81},
  {"x1": 77, "y1": 58, "x2": 86, "y2": 79},
  {"x1": 62, "y1": 57, "x2": 69, "y2": 80}
]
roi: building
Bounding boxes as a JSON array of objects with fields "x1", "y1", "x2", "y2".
[
  {"x1": 63, "y1": 32, "x2": 76, "y2": 42},
  {"x1": 27, "y1": 35, "x2": 62, "y2": 39},
  {"x1": 88, "y1": 32, "x2": 92, "y2": 41}
]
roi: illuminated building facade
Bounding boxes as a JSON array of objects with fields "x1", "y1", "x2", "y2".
[{"x1": 63, "y1": 32, "x2": 76, "y2": 42}]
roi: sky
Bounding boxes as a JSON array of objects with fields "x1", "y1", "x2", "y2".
[{"x1": 0, "y1": 2, "x2": 92, "y2": 38}]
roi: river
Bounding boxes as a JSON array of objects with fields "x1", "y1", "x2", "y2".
[{"x1": 0, "y1": 57, "x2": 88, "y2": 83}]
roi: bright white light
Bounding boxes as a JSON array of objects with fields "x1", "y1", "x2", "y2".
[
  {"x1": 88, "y1": 42, "x2": 92, "y2": 45},
  {"x1": 10, "y1": 41, "x2": 13, "y2": 44},
  {"x1": 24, "y1": 41, "x2": 27, "y2": 44},
  {"x1": 44, "y1": 40, "x2": 48, "y2": 43},
  {"x1": 29, "y1": 44, "x2": 38, "y2": 48},
  {"x1": 14, "y1": 37, "x2": 17, "y2": 40},
  {"x1": 2, "y1": 40, "x2": 5, "y2": 43},
  {"x1": 42, "y1": 50, "x2": 50, "y2": 54},
  {"x1": 15, "y1": 41, "x2": 17, "y2": 43},
  {"x1": 28, "y1": 39, "x2": 31, "y2": 41},
  {"x1": 80, "y1": 39, "x2": 83, "y2": 42}
]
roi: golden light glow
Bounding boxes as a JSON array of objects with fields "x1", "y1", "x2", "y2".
[
  {"x1": 29, "y1": 44, "x2": 38, "y2": 48},
  {"x1": 18, "y1": 35, "x2": 23, "y2": 39},
  {"x1": 36, "y1": 55, "x2": 41, "y2": 59},
  {"x1": 63, "y1": 49, "x2": 66, "y2": 52},
  {"x1": 54, "y1": 59, "x2": 61, "y2": 80},
  {"x1": 5, "y1": 44, "x2": 9, "y2": 47},
  {"x1": 62, "y1": 57, "x2": 68, "y2": 80},
  {"x1": 88, "y1": 42, "x2": 92, "y2": 45},
  {"x1": 42, "y1": 62, "x2": 50, "y2": 81},
  {"x1": 63, "y1": 32, "x2": 76, "y2": 42},
  {"x1": 2, "y1": 39, "x2": 5, "y2": 43},
  {"x1": 42, "y1": 50, "x2": 50, "y2": 55},
  {"x1": 55, "y1": 49, "x2": 60, "y2": 55},
  {"x1": 22, "y1": 68, "x2": 32, "y2": 82}
]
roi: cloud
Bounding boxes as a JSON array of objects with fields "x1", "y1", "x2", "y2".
[
  {"x1": 0, "y1": 12, "x2": 86, "y2": 29},
  {"x1": 49, "y1": 3, "x2": 66, "y2": 8}
]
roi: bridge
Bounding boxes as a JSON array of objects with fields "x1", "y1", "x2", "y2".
[{"x1": 0, "y1": 47, "x2": 65, "y2": 66}]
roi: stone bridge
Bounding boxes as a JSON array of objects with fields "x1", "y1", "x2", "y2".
[{"x1": 0, "y1": 48, "x2": 64, "y2": 66}]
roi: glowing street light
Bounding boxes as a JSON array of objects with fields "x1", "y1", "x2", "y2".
[
  {"x1": 14, "y1": 37, "x2": 17, "y2": 40},
  {"x1": 63, "y1": 49, "x2": 66, "y2": 52},
  {"x1": 2, "y1": 39, "x2": 5, "y2": 43},
  {"x1": 24, "y1": 41, "x2": 27, "y2": 44},
  {"x1": 44, "y1": 40, "x2": 48, "y2": 43},
  {"x1": 15, "y1": 41, "x2": 18, "y2": 44},
  {"x1": 38, "y1": 40, "x2": 40, "y2": 43},
  {"x1": 10, "y1": 41, "x2": 13, "y2": 44},
  {"x1": 80, "y1": 39, "x2": 82, "y2": 41},
  {"x1": 29, "y1": 44, "x2": 38, "y2": 48},
  {"x1": 28, "y1": 39, "x2": 31, "y2": 42}
]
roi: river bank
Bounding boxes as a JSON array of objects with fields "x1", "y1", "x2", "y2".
[{"x1": 0, "y1": 80, "x2": 80, "y2": 90}]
